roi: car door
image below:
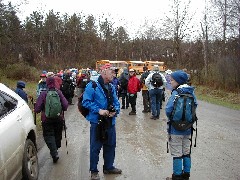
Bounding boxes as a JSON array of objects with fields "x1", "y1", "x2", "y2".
[{"x1": 0, "y1": 91, "x2": 24, "y2": 180}]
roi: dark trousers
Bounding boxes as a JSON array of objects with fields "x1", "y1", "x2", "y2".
[
  {"x1": 142, "y1": 90, "x2": 151, "y2": 111},
  {"x1": 42, "y1": 120, "x2": 63, "y2": 157},
  {"x1": 90, "y1": 123, "x2": 116, "y2": 172},
  {"x1": 129, "y1": 93, "x2": 137, "y2": 112},
  {"x1": 149, "y1": 88, "x2": 162, "y2": 117},
  {"x1": 121, "y1": 93, "x2": 129, "y2": 108}
]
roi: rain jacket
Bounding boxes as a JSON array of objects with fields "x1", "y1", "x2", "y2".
[
  {"x1": 165, "y1": 84, "x2": 198, "y2": 135},
  {"x1": 15, "y1": 81, "x2": 28, "y2": 103},
  {"x1": 127, "y1": 75, "x2": 141, "y2": 94},
  {"x1": 34, "y1": 77, "x2": 68, "y2": 122},
  {"x1": 82, "y1": 75, "x2": 120, "y2": 125},
  {"x1": 145, "y1": 71, "x2": 167, "y2": 90}
]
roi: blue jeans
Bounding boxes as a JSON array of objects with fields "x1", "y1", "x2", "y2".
[
  {"x1": 90, "y1": 123, "x2": 116, "y2": 172},
  {"x1": 149, "y1": 88, "x2": 162, "y2": 117}
]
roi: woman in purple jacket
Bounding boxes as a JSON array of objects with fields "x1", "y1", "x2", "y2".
[{"x1": 34, "y1": 77, "x2": 68, "y2": 163}]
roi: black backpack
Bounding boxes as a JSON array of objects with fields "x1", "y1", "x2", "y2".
[
  {"x1": 151, "y1": 72, "x2": 163, "y2": 87},
  {"x1": 78, "y1": 81, "x2": 97, "y2": 118},
  {"x1": 61, "y1": 80, "x2": 71, "y2": 94}
]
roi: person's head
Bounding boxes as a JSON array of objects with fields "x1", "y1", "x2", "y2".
[
  {"x1": 170, "y1": 70, "x2": 188, "y2": 89},
  {"x1": 46, "y1": 77, "x2": 56, "y2": 89},
  {"x1": 129, "y1": 69, "x2": 136, "y2": 76},
  {"x1": 123, "y1": 67, "x2": 128, "y2": 74},
  {"x1": 100, "y1": 64, "x2": 116, "y2": 83},
  {"x1": 40, "y1": 74, "x2": 47, "y2": 81},
  {"x1": 152, "y1": 65, "x2": 159, "y2": 72},
  {"x1": 165, "y1": 69, "x2": 172, "y2": 75},
  {"x1": 47, "y1": 72, "x2": 54, "y2": 77},
  {"x1": 143, "y1": 66, "x2": 148, "y2": 71},
  {"x1": 17, "y1": 81, "x2": 26, "y2": 89}
]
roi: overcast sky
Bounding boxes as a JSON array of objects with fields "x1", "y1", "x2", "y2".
[{"x1": 5, "y1": 0, "x2": 205, "y2": 37}]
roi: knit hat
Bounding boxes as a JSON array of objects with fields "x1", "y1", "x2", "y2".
[
  {"x1": 46, "y1": 77, "x2": 56, "y2": 89},
  {"x1": 171, "y1": 70, "x2": 188, "y2": 85},
  {"x1": 17, "y1": 81, "x2": 26, "y2": 88}
]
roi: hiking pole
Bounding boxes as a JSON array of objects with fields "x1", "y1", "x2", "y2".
[
  {"x1": 63, "y1": 111, "x2": 68, "y2": 154},
  {"x1": 33, "y1": 102, "x2": 37, "y2": 125}
]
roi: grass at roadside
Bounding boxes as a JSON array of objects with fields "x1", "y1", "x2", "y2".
[{"x1": 195, "y1": 85, "x2": 240, "y2": 110}]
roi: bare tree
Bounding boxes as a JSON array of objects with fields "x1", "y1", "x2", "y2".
[{"x1": 162, "y1": 0, "x2": 195, "y2": 69}]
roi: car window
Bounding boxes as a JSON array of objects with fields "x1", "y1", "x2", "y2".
[{"x1": 0, "y1": 91, "x2": 17, "y2": 118}]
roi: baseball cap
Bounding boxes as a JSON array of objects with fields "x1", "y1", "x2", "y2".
[
  {"x1": 40, "y1": 74, "x2": 46, "y2": 77},
  {"x1": 100, "y1": 64, "x2": 115, "y2": 70}
]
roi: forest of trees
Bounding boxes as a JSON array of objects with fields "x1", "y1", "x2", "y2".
[{"x1": 0, "y1": 0, "x2": 239, "y2": 90}]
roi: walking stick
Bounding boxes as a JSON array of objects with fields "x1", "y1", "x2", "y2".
[
  {"x1": 63, "y1": 111, "x2": 68, "y2": 154},
  {"x1": 33, "y1": 102, "x2": 37, "y2": 125}
]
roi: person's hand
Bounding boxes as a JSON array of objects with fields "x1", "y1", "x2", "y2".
[
  {"x1": 108, "y1": 112, "x2": 116, "y2": 117},
  {"x1": 99, "y1": 109, "x2": 109, "y2": 116}
]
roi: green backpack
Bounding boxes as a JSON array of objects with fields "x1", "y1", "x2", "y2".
[{"x1": 45, "y1": 90, "x2": 62, "y2": 119}]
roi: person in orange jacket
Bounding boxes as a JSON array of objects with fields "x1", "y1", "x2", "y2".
[{"x1": 127, "y1": 69, "x2": 141, "y2": 115}]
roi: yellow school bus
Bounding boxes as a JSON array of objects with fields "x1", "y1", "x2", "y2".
[
  {"x1": 145, "y1": 61, "x2": 166, "y2": 72},
  {"x1": 127, "y1": 60, "x2": 146, "y2": 74}
]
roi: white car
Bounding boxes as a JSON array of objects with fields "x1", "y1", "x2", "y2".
[
  {"x1": 90, "y1": 71, "x2": 100, "y2": 82},
  {"x1": 0, "y1": 83, "x2": 38, "y2": 180}
]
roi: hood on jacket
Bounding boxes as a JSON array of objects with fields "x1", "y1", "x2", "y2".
[
  {"x1": 177, "y1": 84, "x2": 195, "y2": 94},
  {"x1": 46, "y1": 77, "x2": 56, "y2": 89},
  {"x1": 123, "y1": 67, "x2": 129, "y2": 75},
  {"x1": 17, "y1": 81, "x2": 26, "y2": 88}
]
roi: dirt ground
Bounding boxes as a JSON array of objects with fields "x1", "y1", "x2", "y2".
[{"x1": 36, "y1": 91, "x2": 240, "y2": 180}]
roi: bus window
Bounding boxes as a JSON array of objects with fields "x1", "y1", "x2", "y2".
[
  {"x1": 146, "y1": 61, "x2": 166, "y2": 72},
  {"x1": 127, "y1": 61, "x2": 146, "y2": 74},
  {"x1": 95, "y1": 60, "x2": 110, "y2": 71}
]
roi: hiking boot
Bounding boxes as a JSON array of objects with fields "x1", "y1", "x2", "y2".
[
  {"x1": 150, "y1": 116, "x2": 157, "y2": 120},
  {"x1": 182, "y1": 172, "x2": 190, "y2": 180},
  {"x1": 126, "y1": 106, "x2": 129, "y2": 109},
  {"x1": 103, "y1": 168, "x2": 122, "y2": 174},
  {"x1": 121, "y1": 106, "x2": 125, "y2": 109},
  {"x1": 129, "y1": 111, "x2": 136, "y2": 115},
  {"x1": 91, "y1": 172, "x2": 100, "y2": 180},
  {"x1": 156, "y1": 116, "x2": 160, "y2": 119},
  {"x1": 142, "y1": 110, "x2": 148, "y2": 113},
  {"x1": 53, "y1": 154, "x2": 59, "y2": 163}
]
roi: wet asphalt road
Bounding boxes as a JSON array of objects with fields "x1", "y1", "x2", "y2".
[{"x1": 36, "y1": 92, "x2": 240, "y2": 180}]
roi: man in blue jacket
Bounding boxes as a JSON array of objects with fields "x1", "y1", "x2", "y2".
[{"x1": 82, "y1": 63, "x2": 121, "y2": 180}]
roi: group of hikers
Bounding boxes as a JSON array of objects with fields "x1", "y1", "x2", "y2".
[{"x1": 14, "y1": 64, "x2": 197, "y2": 180}]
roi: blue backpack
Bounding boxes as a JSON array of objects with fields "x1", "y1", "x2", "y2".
[{"x1": 170, "y1": 89, "x2": 197, "y2": 131}]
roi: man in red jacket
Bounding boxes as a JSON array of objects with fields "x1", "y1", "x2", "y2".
[{"x1": 127, "y1": 69, "x2": 141, "y2": 115}]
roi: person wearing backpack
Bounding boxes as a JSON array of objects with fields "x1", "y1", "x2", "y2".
[
  {"x1": 82, "y1": 64, "x2": 121, "y2": 180},
  {"x1": 118, "y1": 67, "x2": 129, "y2": 109},
  {"x1": 140, "y1": 66, "x2": 151, "y2": 113},
  {"x1": 34, "y1": 77, "x2": 68, "y2": 164},
  {"x1": 165, "y1": 70, "x2": 198, "y2": 180},
  {"x1": 145, "y1": 65, "x2": 167, "y2": 120},
  {"x1": 36, "y1": 73, "x2": 47, "y2": 98},
  {"x1": 61, "y1": 72, "x2": 75, "y2": 105}
]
